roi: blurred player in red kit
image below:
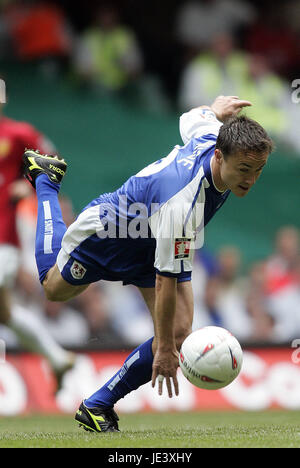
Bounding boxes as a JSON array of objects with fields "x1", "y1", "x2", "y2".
[{"x1": 0, "y1": 82, "x2": 75, "y2": 387}]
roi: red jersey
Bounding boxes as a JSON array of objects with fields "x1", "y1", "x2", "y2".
[{"x1": 0, "y1": 116, "x2": 55, "y2": 247}]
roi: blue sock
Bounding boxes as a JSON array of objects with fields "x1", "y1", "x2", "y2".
[
  {"x1": 85, "y1": 337, "x2": 154, "y2": 408},
  {"x1": 35, "y1": 174, "x2": 67, "y2": 283}
]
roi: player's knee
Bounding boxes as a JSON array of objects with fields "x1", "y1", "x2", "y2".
[
  {"x1": 44, "y1": 287, "x2": 61, "y2": 302},
  {"x1": 42, "y1": 268, "x2": 70, "y2": 302},
  {"x1": 45, "y1": 289, "x2": 71, "y2": 302},
  {"x1": 43, "y1": 281, "x2": 69, "y2": 302}
]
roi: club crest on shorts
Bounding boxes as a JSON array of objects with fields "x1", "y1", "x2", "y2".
[
  {"x1": 70, "y1": 261, "x2": 87, "y2": 280},
  {"x1": 174, "y1": 238, "x2": 191, "y2": 259}
]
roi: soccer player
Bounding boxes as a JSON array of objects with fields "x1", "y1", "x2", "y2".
[
  {"x1": 0, "y1": 100, "x2": 75, "y2": 387},
  {"x1": 23, "y1": 95, "x2": 274, "y2": 432}
]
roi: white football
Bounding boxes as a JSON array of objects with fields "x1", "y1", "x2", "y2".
[{"x1": 179, "y1": 326, "x2": 243, "y2": 390}]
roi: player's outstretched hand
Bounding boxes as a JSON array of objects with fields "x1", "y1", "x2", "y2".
[
  {"x1": 210, "y1": 95, "x2": 252, "y2": 122},
  {"x1": 152, "y1": 348, "x2": 179, "y2": 398}
]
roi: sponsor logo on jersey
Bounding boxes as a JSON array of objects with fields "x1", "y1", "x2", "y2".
[{"x1": 174, "y1": 238, "x2": 191, "y2": 259}]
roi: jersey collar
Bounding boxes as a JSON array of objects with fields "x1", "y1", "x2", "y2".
[{"x1": 203, "y1": 150, "x2": 230, "y2": 197}]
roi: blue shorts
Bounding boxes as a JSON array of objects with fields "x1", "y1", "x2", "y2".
[
  {"x1": 58, "y1": 252, "x2": 191, "y2": 288},
  {"x1": 56, "y1": 203, "x2": 192, "y2": 289}
]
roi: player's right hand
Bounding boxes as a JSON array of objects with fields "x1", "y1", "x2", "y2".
[
  {"x1": 151, "y1": 348, "x2": 179, "y2": 398},
  {"x1": 210, "y1": 95, "x2": 252, "y2": 122}
]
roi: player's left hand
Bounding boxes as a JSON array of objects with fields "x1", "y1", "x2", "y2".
[
  {"x1": 152, "y1": 348, "x2": 179, "y2": 398},
  {"x1": 210, "y1": 95, "x2": 252, "y2": 122}
]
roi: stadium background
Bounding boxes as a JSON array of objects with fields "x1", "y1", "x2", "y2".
[{"x1": 0, "y1": 0, "x2": 300, "y2": 417}]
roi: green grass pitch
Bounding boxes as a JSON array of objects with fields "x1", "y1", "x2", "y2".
[{"x1": 0, "y1": 411, "x2": 300, "y2": 448}]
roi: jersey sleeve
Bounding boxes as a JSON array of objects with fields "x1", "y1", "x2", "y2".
[
  {"x1": 152, "y1": 196, "x2": 199, "y2": 277},
  {"x1": 179, "y1": 107, "x2": 222, "y2": 144}
]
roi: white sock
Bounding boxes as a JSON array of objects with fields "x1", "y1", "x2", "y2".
[{"x1": 8, "y1": 304, "x2": 71, "y2": 371}]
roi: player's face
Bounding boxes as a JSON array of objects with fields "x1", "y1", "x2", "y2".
[{"x1": 218, "y1": 150, "x2": 269, "y2": 197}]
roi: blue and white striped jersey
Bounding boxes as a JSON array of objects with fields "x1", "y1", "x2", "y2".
[{"x1": 58, "y1": 108, "x2": 231, "y2": 286}]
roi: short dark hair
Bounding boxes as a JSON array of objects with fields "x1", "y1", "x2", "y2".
[{"x1": 216, "y1": 115, "x2": 275, "y2": 159}]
